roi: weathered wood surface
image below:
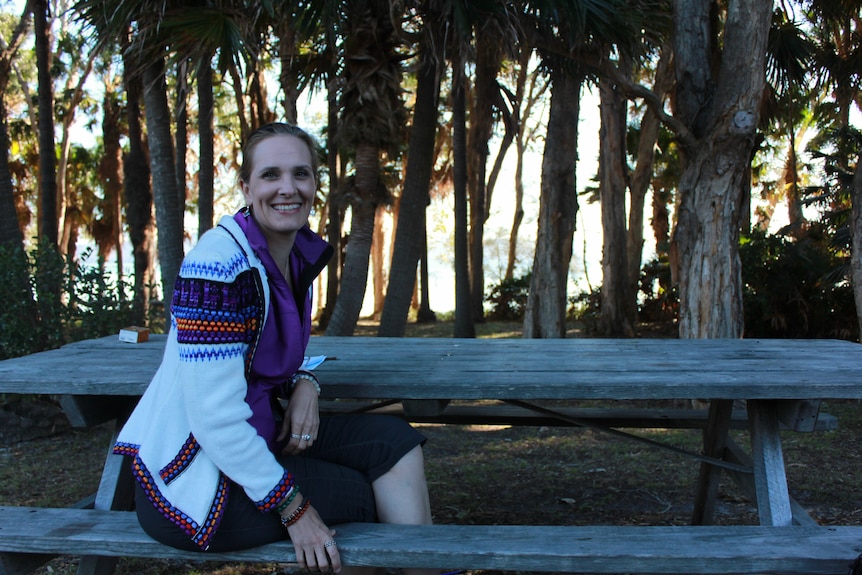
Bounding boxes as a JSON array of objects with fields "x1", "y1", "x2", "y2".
[
  {"x1": 0, "y1": 506, "x2": 860, "y2": 574},
  {"x1": 320, "y1": 400, "x2": 839, "y2": 430},
  {"x1": 1, "y1": 335, "x2": 861, "y2": 400}
]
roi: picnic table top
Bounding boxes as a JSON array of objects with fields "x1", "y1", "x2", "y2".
[{"x1": 1, "y1": 334, "x2": 860, "y2": 401}]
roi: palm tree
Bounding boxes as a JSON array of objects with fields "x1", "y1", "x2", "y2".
[
  {"x1": 377, "y1": 1, "x2": 447, "y2": 337},
  {"x1": 34, "y1": 0, "x2": 58, "y2": 247},
  {"x1": 325, "y1": 0, "x2": 407, "y2": 336},
  {"x1": 0, "y1": 1, "x2": 32, "y2": 248},
  {"x1": 521, "y1": 0, "x2": 654, "y2": 338}
]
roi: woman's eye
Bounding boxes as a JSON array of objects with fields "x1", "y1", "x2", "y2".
[{"x1": 261, "y1": 170, "x2": 278, "y2": 179}]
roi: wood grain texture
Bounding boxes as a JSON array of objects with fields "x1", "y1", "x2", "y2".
[
  {"x1": 1, "y1": 507, "x2": 861, "y2": 574},
  {"x1": 1, "y1": 335, "x2": 861, "y2": 400}
]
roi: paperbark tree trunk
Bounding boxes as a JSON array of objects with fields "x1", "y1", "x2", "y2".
[{"x1": 671, "y1": 0, "x2": 772, "y2": 339}]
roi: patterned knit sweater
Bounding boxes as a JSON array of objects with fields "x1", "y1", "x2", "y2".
[{"x1": 114, "y1": 214, "x2": 331, "y2": 549}]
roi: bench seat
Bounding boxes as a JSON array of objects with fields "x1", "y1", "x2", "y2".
[{"x1": 1, "y1": 506, "x2": 861, "y2": 574}]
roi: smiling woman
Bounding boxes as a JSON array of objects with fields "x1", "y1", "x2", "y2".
[
  {"x1": 239, "y1": 125, "x2": 319, "y2": 280},
  {"x1": 111, "y1": 123, "x2": 440, "y2": 575}
]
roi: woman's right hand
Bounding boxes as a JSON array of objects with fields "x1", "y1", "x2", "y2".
[{"x1": 285, "y1": 502, "x2": 342, "y2": 573}]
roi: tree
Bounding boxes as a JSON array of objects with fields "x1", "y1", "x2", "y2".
[
  {"x1": 378, "y1": 2, "x2": 445, "y2": 337},
  {"x1": 142, "y1": 56, "x2": 184, "y2": 321},
  {"x1": 452, "y1": 59, "x2": 475, "y2": 338},
  {"x1": 598, "y1": 75, "x2": 636, "y2": 337},
  {"x1": 325, "y1": 0, "x2": 407, "y2": 336},
  {"x1": 33, "y1": 0, "x2": 57, "y2": 246},
  {"x1": 0, "y1": 2, "x2": 32, "y2": 248},
  {"x1": 121, "y1": 38, "x2": 155, "y2": 325},
  {"x1": 522, "y1": 61, "x2": 580, "y2": 338},
  {"x1": 670, "y1": 0, "x2": 773, "y2": 339}
]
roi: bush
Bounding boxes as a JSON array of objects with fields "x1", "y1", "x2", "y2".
[
  {"x1": 0, "y1": 242, "x2": 137, "y2": 360},
  {"x1": 740, "y1": 227, "x2": 857, "y2": 340},
  {"x1": 485, "y1": 273, "x2": 531, "y2": 321}
]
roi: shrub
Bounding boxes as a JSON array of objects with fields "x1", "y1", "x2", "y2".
[
  {"x1": 0, "y1": 242, "x2": 137, "y2": 360},
  {"x1": 485, "y1": 273, "x2": 531, "y2": 321}
]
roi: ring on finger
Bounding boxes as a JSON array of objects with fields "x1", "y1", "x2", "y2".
[
  {"x1": 325, "y1": 540, "x2": 337, "y2": 548},
  {"x1": 301, "y1": 434, "x2": 312, "y2": 441}
]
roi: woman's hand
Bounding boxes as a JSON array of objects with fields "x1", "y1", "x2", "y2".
[
  {"x1": 285, "y1": 502, "x2": 341, "y2": 572},
  {"x1": 278, "y1": 379, "x2": 320, "y2": 454}
]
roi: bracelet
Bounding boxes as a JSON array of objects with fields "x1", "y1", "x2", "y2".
[
  {"x1": 280, "y1": 498, "x2": 310, "y2": 527},
  {"x1": 276, "y1": 488, "x2": 299, "y2": 514},
  {"x1": 290, "y1": 370, "x2": 321, "y2": 396}
]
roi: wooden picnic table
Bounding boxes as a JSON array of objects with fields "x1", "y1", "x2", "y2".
[{"x1": 1, "y1": 334, "x2": 861, "y2": 575}]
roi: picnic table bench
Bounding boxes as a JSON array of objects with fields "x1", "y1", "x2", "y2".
[{"x1": 1, "y1": 334, "x2": 862, "y2": 575}]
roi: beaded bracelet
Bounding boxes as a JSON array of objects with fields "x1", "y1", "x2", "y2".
[
  {"x1": 290, "y1": 370, "x2": 321, "y2": 396},
  {"x1": 276, "y1": 489, "x2": 299, "y2": 515},
  {"x1": 280, "y1": 498, "x2": 311, "y2": 528}
]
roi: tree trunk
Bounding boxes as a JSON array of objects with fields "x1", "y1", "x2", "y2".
[
  {"x1": 523, "y1": 67, "x2": 580, "y2": 339},
  {"x1": 378, "y1": 41, "x2": 441, "y2": 336},
  {"x1": 99, "y1": 88, "x2": 123, "y2": 279},
  {"x1": 416, "y1": 226, "x2": 436, "y2": 323},
  {"x1": 58, "y1": 51, "x2": 96, "y2": 257},
  {"x1": 671, "y1": 0, "x2": 772, "y2": 339},
  {"x1": 371, "y1": 205, "x2": 386, "y2": 319},
  {"x1": 324, "y1": 142, "x2": 380, "y2": 336},
  {"x1": 320, "y1": 77, "x2": 342, "y2": 331},
  {"x1": 122, "y1": 42, "x2": 154, "y2": 325},
  {"x1": 851, "y1": 152, "x2": 862, "y2": 342},
  {"x1": 468, "y1": 38, "x2": 502, "y2": 322},
  {"x1": 197, "y1": 58, "x2": 215, "y2": 236},
  {"x1": 174, "y1": 61, "x2": 189, "y2": 222},
  {"x1": 142, "y1": 58, "x2": 184, "y2": 322},
  {"x1": 277, "y1": 23, "x2": 300, "y2": 125},
  {"x1": 34, "y1": 0, "x2": 57, "y2": 247},
  {"x1": 627, "y1": 45, "x2": 673, "y2": 318},
  {"x1": 453, "y1": 69, "x2": 475, "y2": 338},
  {"x1": 598, "y1": 78, "x2": 636, "y2": 337},
  {"x1": 0, "y1": 3, "x2": 31, "y2": 247},
  {"x1": 0, "y1": 104, "x2": 22, "y2": 246}
]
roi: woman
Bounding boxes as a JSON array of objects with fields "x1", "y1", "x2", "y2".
[{"x1": 114, "y1": 123, "x2": 434, "y2": 574}]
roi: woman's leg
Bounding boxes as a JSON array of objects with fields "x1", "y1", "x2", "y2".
[
  {"x1": 372, "y1": 445, "x2": 437, "y2": 575},
  {"x1": 372, "y1": 445, "x2": 432, "y2": 525}
]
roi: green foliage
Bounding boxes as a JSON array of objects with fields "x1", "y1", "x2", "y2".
[
  {"x1": 637, "y1": 257, "x2": 678, "y2": 326},
  {"x1": 740, "y1": 227, "x2": 857, "y2": 340},
  {"x1": 572, "y1": 225, "x2": 856, "y2": 340},
  {"x1": 0, "y1": 241, "x2": 137, "y2": 360},
  {"x1": 485, "y1": 273, "x2": 531, "y2": 321},
  {"x1": 567, "y1": 288, "x2": 602, "y2": 334}
]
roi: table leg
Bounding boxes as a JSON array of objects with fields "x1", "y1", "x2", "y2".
[
  {"x1": 691, "y1": 399, "x2": 734, "y2": 525},
  {"x1": 747, "y1": 399, "x2": 793, "y2": 526},
  {"x1": 75, "y1": 419, "x2": 136, "y2": 575}
]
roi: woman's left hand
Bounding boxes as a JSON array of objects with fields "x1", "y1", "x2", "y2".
[{"x1": 278, "y1": 380, "x2": 320, "y2": 454}]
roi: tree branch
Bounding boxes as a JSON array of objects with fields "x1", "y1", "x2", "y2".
[{"x1": 597, "y1": 59, "x2": 697, "y2": 149}]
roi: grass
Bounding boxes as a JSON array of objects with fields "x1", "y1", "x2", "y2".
[{"x1": 1, "y1": 320, "x2": 861, "y2": 574}]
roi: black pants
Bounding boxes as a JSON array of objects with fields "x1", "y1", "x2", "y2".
[{"x1": 135, "y1": 413, "x2": 426, "y2": 552}]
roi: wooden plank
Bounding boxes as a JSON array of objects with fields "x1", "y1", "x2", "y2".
[
  {"x1": 722, "y1": 440, "x2": 820, "y2": 528},
  {"x1": 0, "y1": 507, "x2": 861, "y2": 574},
  {"x1": 691, "y1": 399, "x2": 734, "y2": 525},
  {"x1": 748, "y1": 400, "x2": 793, "y2": 526},
  {"x1": 2, "y1": 336, "x2": 862, "y2": 400},
  {"x1": 320, "y1": 400, "x2": 839, "y2": 431}
]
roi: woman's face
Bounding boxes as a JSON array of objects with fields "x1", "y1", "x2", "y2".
[{"x1": 241, "y1": 134, "x2": 316, "y2": 247}]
